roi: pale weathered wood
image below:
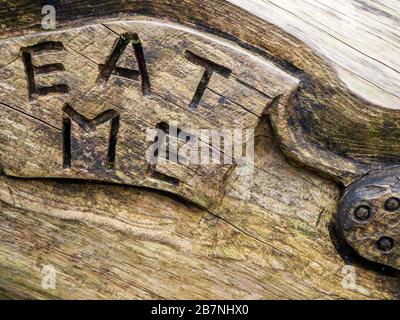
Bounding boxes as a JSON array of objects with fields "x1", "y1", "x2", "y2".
[
  {"x1": 230, "y1": 0, "x2": 400, "y2": 110},
  {"x1": 0, "y1": 20, "x2": 297, "y2": 208},
  {"x1": 0, "y1": 0, "x2": 399, "y2": 300}
]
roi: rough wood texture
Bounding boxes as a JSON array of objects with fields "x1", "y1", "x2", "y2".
[
  {"x1": 0, "y1": 19, "x2": 297, "y2": 208},
  {"x1": 337, "y1": 166, "x2": 400, "y2": 270},
  {"x1": 0, "y1": 0, "x2": 399, "y2": 299}
]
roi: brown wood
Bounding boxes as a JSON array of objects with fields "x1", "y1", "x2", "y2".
[
  {"x1": 0, "y1": 19, "x2": 297, "y2": 208},
  {"x1": 337, "y1": 166, "x2": 400, "y2": 270},
  {"x1": 0, "y1": 0, "x2": 399, "y2": 299}
]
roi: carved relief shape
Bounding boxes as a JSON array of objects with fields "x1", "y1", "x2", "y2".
[{"x1": 0, "y1": 19, "x2": 299, "y2": 209}]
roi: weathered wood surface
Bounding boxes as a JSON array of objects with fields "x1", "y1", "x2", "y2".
[
  {"x1": 0, "y1": 0, "x2": 399, "y2": 299},
  {"x1": 0, "y1": 123, "x2": 396, "y2": 299},
  {"x1": 230, "y1": 0, "x2": 400, "y2": 110},
  {"x1": 0, "y1": 20, "x2": 297, "y2": 208}
]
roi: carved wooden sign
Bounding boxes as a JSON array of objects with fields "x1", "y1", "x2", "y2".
[
  {"x1": 2, "y1": 0, "x2": 400, "y2": 299},
  {"x1": 1, "y1": 9, "x2": 399, "y2": 274},
  {"x1": 0, "y1": 19, "x2": 299, "y2": 208}
]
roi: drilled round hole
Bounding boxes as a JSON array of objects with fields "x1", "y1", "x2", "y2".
[
  {"x1": 377, "y1": 237, "x2": 394, "y2": 252},
  {"x1": 385, "y1": 197, "x2": 400, "y2": 211},
  {"x1": 354, "y1": 205, "x2": 371, "y2": 221}
]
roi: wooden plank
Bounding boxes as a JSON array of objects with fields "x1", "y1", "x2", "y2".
[{"x1": 0, "y1": 0, "x2": 399, "y2": 299}]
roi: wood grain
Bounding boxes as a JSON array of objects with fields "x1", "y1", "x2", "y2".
[
  {"x1": 0, "y1": 19, "x2": 297, "y2": 208},
  {"x1": 337, "y1": 166, "x2": 400, "y2": 270},
  {"x1": 0, "y1": 0, "x2": 399, "y2": 299}
]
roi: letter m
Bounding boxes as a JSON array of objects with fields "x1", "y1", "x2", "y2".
[{"x1": 62, "y1": 104, "x2": 120, "y2": 170}]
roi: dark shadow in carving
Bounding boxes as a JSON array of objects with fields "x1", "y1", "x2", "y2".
[
  {"x1": 21, "y1": 41, "x2": 70, "y2": 101},
  {"x1": 62, "y1": 117, "x2": 72, "y2": 169},
  {"x1": 34, "y1": 63, "x2": 65, "y2": 74},
  {"x1": 146, "y1": 121, "x2": 189, "y2": 186},
  {"x1": 185, "y1": 50, "x2": 231, "y2": 110},
  {"x1": 62, "y1": 104, "x2": 120, "y2": 170},
  {"x1": 97, "y1": 33, "x2": 151, "y2": 95},
  {"x1": 329, "y1": 222, "x2": 400, "y2": 278}
]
